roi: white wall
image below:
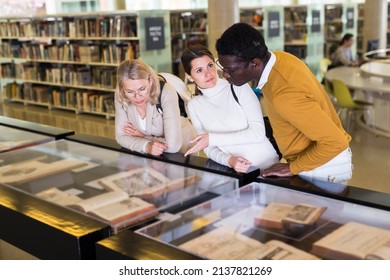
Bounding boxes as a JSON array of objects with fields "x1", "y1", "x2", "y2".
[
  {"x1": 0, "y1": 0, "x2": 46, "y2": 16},
  {"x1": 0, "y1": 0, "x2": 377, "y2": 17}
]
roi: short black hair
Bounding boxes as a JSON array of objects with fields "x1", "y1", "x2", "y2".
[
  {"x1": 216, "y1": 23, "x2": 268, "y2": 63},
  {"x1": 340, "y1": 33, "x2": 354, "y2": 45}
]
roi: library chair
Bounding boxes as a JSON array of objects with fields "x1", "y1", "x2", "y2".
[
  {"x1": 324, "y1": 78, "x2": 333, "y2": 95},
  {"x1": 324, "y1": 78, "x2": 339, "y2": 109},
  {"x1": 319, "y1": 58, "x2": 338, "y2": 106},
  {"x1": 319, "y1": 58, "x2": 332, "y2": 80},
  {"x1": 331, "y1": 79, "x2": 374, "y2": 133}
]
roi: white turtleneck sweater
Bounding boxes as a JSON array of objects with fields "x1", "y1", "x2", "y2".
[{"x1": 188, "y1": 78, "x2": 279, "y2": 170}]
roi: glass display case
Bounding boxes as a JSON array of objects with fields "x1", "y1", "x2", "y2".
[
  {"x1": 0, "y1": 125, "x2": 53, "y2": 153},
  {"x1": 0, "y1": 139, "x2": 238, "y2": 259},
  {"x1": 0, "y1": 182, "x2": 110, "y2": 260},
  {"x1": 0, "y1": 140, "x2": 238, "y2": 234},
  {"x1": 66, "y1": 133, "x2": 260, "y2": 186},
  {"x1": 0, "y1": 116, "x2": 74, "y2": 153},
  {"x1": 257, "y1": 176, "x2": 390, "y2": 211},
  {"x1": 0, "y1": 116, "x2": 74, "y2": 140},
  {"x1": 134, "y1": 182, "x2": 390, "y2": 260}
]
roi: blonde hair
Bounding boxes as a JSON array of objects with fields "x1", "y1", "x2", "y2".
[{"x1": 116, "y1": 59, "x2": 160, "y2": 106}]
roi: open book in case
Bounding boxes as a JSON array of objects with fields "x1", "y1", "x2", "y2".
[
  {"x1": 135, "y1": 181, "x2": 390, "y2": 260},
  {"x1": 0, "y1": 139, "x2": 238, "y2": 234}
]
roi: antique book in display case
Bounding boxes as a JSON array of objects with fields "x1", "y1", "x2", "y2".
[
  {"x1": 0, "y1": 139, "x2": 238, "y2": 259},
  {"x1": 96, "y1": 181, "x2": 390, "y2": 260}
]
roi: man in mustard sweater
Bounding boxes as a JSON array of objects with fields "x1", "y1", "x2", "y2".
[{"x1": 215, "y1": 23, "x2": 352, "y2": 184}]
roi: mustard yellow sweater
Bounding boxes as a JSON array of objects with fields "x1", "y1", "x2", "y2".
[{"x1": 262, "y1": 51, "x2": 351, "y2": 174}]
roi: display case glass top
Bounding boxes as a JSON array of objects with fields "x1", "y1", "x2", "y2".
[
  {"x1": 65, "y1": 133, "x2": 260, "y2": 186},
  {"x1": 0, "y1": 115, "x2": 74, "y2": 139},
  {"x1": 0, "y1": 125, "x2": 53, "y2": 153},
  {"x1": 0, "y1": 139, "x2": 238, "y2": 233},
  {"x1": 136, "y1": 182, "x2": 390, "y2": 260}
]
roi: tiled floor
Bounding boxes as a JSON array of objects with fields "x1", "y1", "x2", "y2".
[{"x1": 0, "y1": 100, "x2": 389, "y2": 259}]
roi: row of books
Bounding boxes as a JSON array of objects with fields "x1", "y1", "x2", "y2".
[
  {"x1": 358, "y1": 3, "x2": 365, "y2": 18},
  {"x1": 0, "y1": 22, "x2": 9, "y2": 37},
  {"x1": 171, "y1": 36, "x2": 207, "y2": 60},
  {"x1": 0, "y1": 16, "x2": 138, "y2": 38},
  {"x1": 1, "y1": 62, "x2": 117, "y2": 89},
  {"x1": 284, "y1": 8, "x2": 307, "y2": 24},
  {"x1": 2, "y1": 82, "x2": 115, "y2": 114},
  {"x1": 170, "y1": 12, "x2": 207, "y2": 34},
  {"x1": 0, "y1": 41, "x2": 139, "y2": 63},
  {"x1": 0, "y1": 61, "x2": 22, "y2": 78},
  {"x1": 240, "y1": 10, "x2": 264, "y2": 28},
  {"x1": 285, "y1": 26, "x2": 308, "y2": 42},
  {"x1": 325, "y1": 23, "x2": 343, "y2": 40},
  {"x1": 325, "y1": 4, "x2": 343, "y2": 21}
]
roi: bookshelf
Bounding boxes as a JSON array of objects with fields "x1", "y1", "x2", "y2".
[
  {"x1": 388, "y1": 3, "x2": 390, "y2": 48},
  {"x1": 284, "y1": 5, "x2": 308, "y2": 61},
  {"x1": 1, "y1": 10, "x2": 172, "y2": 119},
  {"x1": 283, "y1": 4, "x2": 325, "y2": 80},
  {"x1": 324, "y1": 3, "x2": 357, "y2": 59},
  {"x1": 307, "y1": 4, "x2": 324, "y2": 81},
  {"x1": 240, "y1": 6, "x2": 284, "y2": 53},
  {"x1": 240, "y1": 5, "x2": 323, "y2": 80},
  {"x1": 357, "y1": 3, "x2": 364, "y2": 60},
  {"x1": 240, "y1": 7, "x2": 264, "y2": 35},
  {"x1": 169, "y1": 9, "x2": 207, "y2": 79},
  {"x1": 324, "y1": 4, "x2": 343, "y2": 58},
  {"x1": 0, "y1": 11, "x2": 141, "y2": 119}
]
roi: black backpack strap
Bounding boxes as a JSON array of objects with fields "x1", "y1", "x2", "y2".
[
  {"x1": 158, "y1": 73, "x2": 166, "y2": 82},
  {"x1": 230, "y1": 84, "x2": 239, "y2": 104},
  {"x1": 231, "y1": 85, "x2": 282, "y2": 160},
  {"x1": 156, "y1": 74, "x2": 187, "y2": 118},
  {"x1": 157, "y1": 74, "x2": 167, "y2": 113},
  {"x1": 263, "y1": 116, "x2": 282, "y2": 160},
  {"x1": 156, "y1": 79, "x2": 164, "y2": 114},
  {"x1": 177, "y1": 93, "x2": 187, "y2": 117}
]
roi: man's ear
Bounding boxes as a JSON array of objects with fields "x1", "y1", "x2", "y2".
[{"x1": 250, "y1": 58, "x2": 262, "y2": 69}]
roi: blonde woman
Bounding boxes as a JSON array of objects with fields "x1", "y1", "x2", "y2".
[{"x1": 115, "y1": 59, "x2": 195, "y2": 156}]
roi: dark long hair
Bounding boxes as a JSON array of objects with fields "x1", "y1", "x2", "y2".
[{"x1": 181, "y1": 44, "x2": 214, "y2": 75}]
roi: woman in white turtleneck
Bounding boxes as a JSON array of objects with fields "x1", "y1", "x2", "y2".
[{"x1": 181, "y1": 44, "x2": 279, "y2": 173}]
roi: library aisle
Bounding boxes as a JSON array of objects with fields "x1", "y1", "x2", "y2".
[{"x1": 0, "y1": 101, "x2": 389, "y2": 195}]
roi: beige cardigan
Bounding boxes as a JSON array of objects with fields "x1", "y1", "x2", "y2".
[{"x1": 115, "y1": 82, "x2": 195, "y2": 154}]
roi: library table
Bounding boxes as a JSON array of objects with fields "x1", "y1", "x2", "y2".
[{"x1": 325, "y1": 66, "x2": 390, "y2": 137}]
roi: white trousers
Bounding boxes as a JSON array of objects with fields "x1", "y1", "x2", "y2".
[{"x1": 298, "y1": 147, "x2": 353, "y2": 185}]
